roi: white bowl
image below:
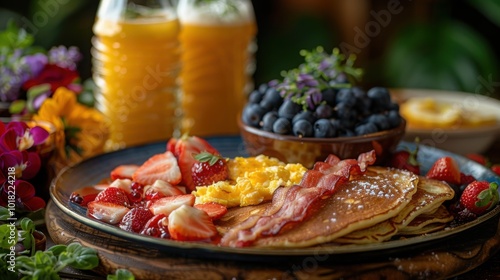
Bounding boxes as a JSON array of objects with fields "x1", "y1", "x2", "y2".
[{"x1": 391, "y1": 88, "x2": 500, "y2": 155}]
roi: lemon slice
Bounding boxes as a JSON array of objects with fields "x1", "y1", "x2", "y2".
[{"x1": 400, "y1": 97, "x2": 462, "y2": 128}]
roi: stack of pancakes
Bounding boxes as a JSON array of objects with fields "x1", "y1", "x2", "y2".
[{"x1": 217, "y1": 166, "x2": 455, "y2": 248}]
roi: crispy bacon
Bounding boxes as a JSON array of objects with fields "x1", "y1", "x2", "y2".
[{"x1": 220, "y1": 150, "x2": 377, "y2": 247}]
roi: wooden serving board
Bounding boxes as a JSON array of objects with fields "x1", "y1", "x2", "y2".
[{"x1": 46, "y1": 200, "x2": 500, "y2": 280}]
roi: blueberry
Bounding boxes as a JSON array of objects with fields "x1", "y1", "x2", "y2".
[
  {"x1": 339, "y1": 129, "x2": 356, "y2": 137},
  {"x1": 367, "y1": 87, "x2": 391, "y2": 111},
  {"x1": 336, "y1": 88, "x2": 357, "y2": 107},
  {"x1": 293, "y1": 119, "x2": 313, "y2": 137},
  {"x1": 367, "y1": 113, "x2": 390, "y2": 130},
  {"x1": 315, "y1": 104, "x2": 333, "y2": 119},
  {"x1": 355, "y1": 122, "x2": 378, "y2": 136},
  {"x1": 292, "y1": 110, "x2": 316, "y2": 124},
  {"x1": 242, "y1": 104, "x2": 266, "y2": 127},
  {"x1": 261, "y1": 111, "x2": 279, "y2": 132},
  {"x1": 278, "y1": 99, "x2": 301, "y2": 120},
  {"x1": 387, "y1": 102, "x2": 400, "y2": 112},
  {"x1": 248, "y1": 90, "x2": 263, "y2": 104},
  {"x1": 330, "y1": 118, "x2": 343, "y2": 131},
  {"x1": 261, "y1": 87, "x2": 283, "y2": 109},
  {"x1": 321, "y1": 88, "x2": 336, "y2": 106},
  {"x1": 258, "y1": 83, "x2": 269, "y2": 93},
  {"x1": 314, "y1": 119, "x2": 334, "y2": 138},
  {"x1": 273, "y1": 117, "x2": 292, "y2": 135},
  {"x1": 387, "y1": 110, "x2": 402, "y2": 127}
]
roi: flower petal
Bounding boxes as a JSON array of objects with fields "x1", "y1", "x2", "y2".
[
  {"x1": 22, "y1": 196, "x2": 46, "y2": 211},
  {"x1": 0, "y1": 128, "x2": 18, "y2": 151},
  {"x1": 22, "y1": 152, "x2": 41, "y2": 179},
  {"x1": 14, "y1": 180, "x2": 36, "y2": 200},
  {"x1": 30, "y1": 126, "x2": 50, "y2": 145}
]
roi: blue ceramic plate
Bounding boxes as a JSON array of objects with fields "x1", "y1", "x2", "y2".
[{"x1": 49, "y1": 137, "x2": 500, "y2": 257}]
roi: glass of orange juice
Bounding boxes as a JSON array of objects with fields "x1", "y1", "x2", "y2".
[
  {"x1": 177, "y1": 0, "x2": 257, "y2": 136},
  {"x1": 92, "y1": 0, "x2": 181, "y2": 151}
]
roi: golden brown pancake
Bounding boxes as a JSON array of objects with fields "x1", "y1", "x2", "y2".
[
  {"x1": 240, "y1": 166, "x2": 419, "y2": 248},
  {"x1": 335, "y1": 176, "x2": 455, "y2": 244},
  {"x1": 398, "y1": 205, "x2": 454, "y2": 235}
]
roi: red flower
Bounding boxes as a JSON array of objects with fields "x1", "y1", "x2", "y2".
[
  {"x1": 22, "y1": 64, "x2": 79, "y2": 92},
  {"x1": 0, "y1": 180, "x2": 46, "y2": 212}
]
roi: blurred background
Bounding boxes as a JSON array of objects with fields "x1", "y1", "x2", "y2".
[{"x1": 1, "y1": 0, "x2": 499, "y2": 98}]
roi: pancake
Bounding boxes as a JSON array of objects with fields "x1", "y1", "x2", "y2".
[
  {"x1": 398, "y1": 205, "x2": 454, "y2": 235},
  {"x1": 246, "y1": 166, "x2": 419, "y2": 248},
  {"x1": 335, "y1": 176, "x2": 455, "y2": 244}
]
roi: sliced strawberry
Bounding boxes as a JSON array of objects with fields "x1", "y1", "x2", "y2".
[
  {"x1": 426, "y1": 156, "x2": 461, "y2": 185},
  {"x1": 119, "y1": 207, "x2": 154, "y2": 233},
  {"x1": 194, "y1": 202, "x2": 228, "y2": 220},
  {"x1": 149, "y1": 194, "x2": 195, "y2": 216},
  {"x1": 110, "y1": 165, "x2": 139, "y2": 181},
  {"x1": 140, "y1": 213, "x2": 169, "y2": 238},
  {"x1": 166, "y1": 137, "x2": 177, "y2": 154},
  {"x1": 94, "y1": 187, "x2": 130, "y2": 207},
  {"x1": 132, "y1": 151, "x2": 182, "y2": 186},
  {"x1": 143, "y1": 180, "x2": 185, "y2": 201},
  {"x1": 174, "y1": 135, "x2": 220, "y2": 191},
  {"x1": 191, "y1": 152, "x2": 229, "y2": 187},
  {"x1": 168, "y1": 205, "x2": 218, "y2": 241},
  {"x1": 87, "y1": 201, "x2": 130, "y2": 224},
  {"x1": 109, "y1": 179, "x2": 133, "y2": 194}
]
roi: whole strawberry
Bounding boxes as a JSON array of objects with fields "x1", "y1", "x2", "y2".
[
  {"x1": 426, "y1": 156, "x2": 461, "y2": 185},
  {"x1": 191, "y1": 152, "x2": 229, "y2": 187},
  {"x1": 389, "y1": 146, "x2": 420, "y2": 175},
  {"x1": 460, "y1": 181, "x2": 499, "y2": 215},
  {"x1": 492, "y1": 164, "x2": 500, "y2": 176}
]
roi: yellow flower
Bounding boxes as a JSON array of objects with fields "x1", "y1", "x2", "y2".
[{"x1": 33, "y1": 87, "x2": 108, "y2": 168}]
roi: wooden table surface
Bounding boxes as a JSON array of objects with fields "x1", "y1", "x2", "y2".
[{"x1": 45, "y1": 139, "x2": 500, "y2": 280}]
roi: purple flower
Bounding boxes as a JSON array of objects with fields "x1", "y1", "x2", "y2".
[
  {"x1": 22, "y1": 53, "x2": 48, "y2": 77},
  {"x1": 297, "y1": 74, "x2": 319, "y2": 89},
  {"x1": 48, "y1": 46, "x2": 82, "y2": 70},
  {"x1": 305, "y1": 87, "x2": 321, "y2": 110}
]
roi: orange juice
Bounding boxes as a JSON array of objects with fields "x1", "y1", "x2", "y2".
[
  {"x1": 92, "y1": 5, "x2": 181, "y2": 151},
  {"x1": 177, "y1": 0, "x2": 257, "y2": 136}
]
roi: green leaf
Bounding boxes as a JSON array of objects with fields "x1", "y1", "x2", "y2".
[
  {"x1": 61, "y1": 243, "x2": 99, "y2": 270},
  {"x1": 468, "y1": 0, "x2": 500, "y2": 28},
  {"x1": 47, "y1": 245, "x2": 67, "y2": 257},
  {"x1": 0, "y1": 224, "x2": 17, "y2": 249},
  {"x1": 0, "y1": 207, "x2": 11, "y2": 220},
  {"x1": 0, "y1": 20, "x2": 34, "y2": 49},
  {"x1": 107, "y1": 268, "x2": 135, "y2": 280}
]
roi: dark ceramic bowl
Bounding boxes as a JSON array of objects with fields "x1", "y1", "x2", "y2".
[{"x1": 238, "y1": 117, "x2": 406, "y2": 168}]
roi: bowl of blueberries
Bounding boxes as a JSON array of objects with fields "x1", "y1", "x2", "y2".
[{"x1": 238, "y1": 47, "x2": 406, "y2": 168}]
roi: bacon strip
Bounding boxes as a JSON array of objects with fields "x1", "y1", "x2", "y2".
[{"x1": 220, "y1": 150, "x2": 377, "y2": 247}]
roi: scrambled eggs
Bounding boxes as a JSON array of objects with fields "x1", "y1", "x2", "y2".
[{"x1": 192, "y1": 155, "x2": 307, "y2": 207}]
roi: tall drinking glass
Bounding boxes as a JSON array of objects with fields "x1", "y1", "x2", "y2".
[
  {"x1": 92, "y1": 0, "x2": 181, "y2": 151},
  {"x1": 177, "y1": 0, "x2": 257, "y2": 136}
]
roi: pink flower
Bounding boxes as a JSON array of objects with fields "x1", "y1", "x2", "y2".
[
  {"x1": 0, "y1": 121, "x2": 49, "y2": 152},
  {"x1": 0, "y1": 150, "x2": 41, "y2": 180},
  {"x1": 0, "y1": 180, "x2": 46, "y2": 212}
]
